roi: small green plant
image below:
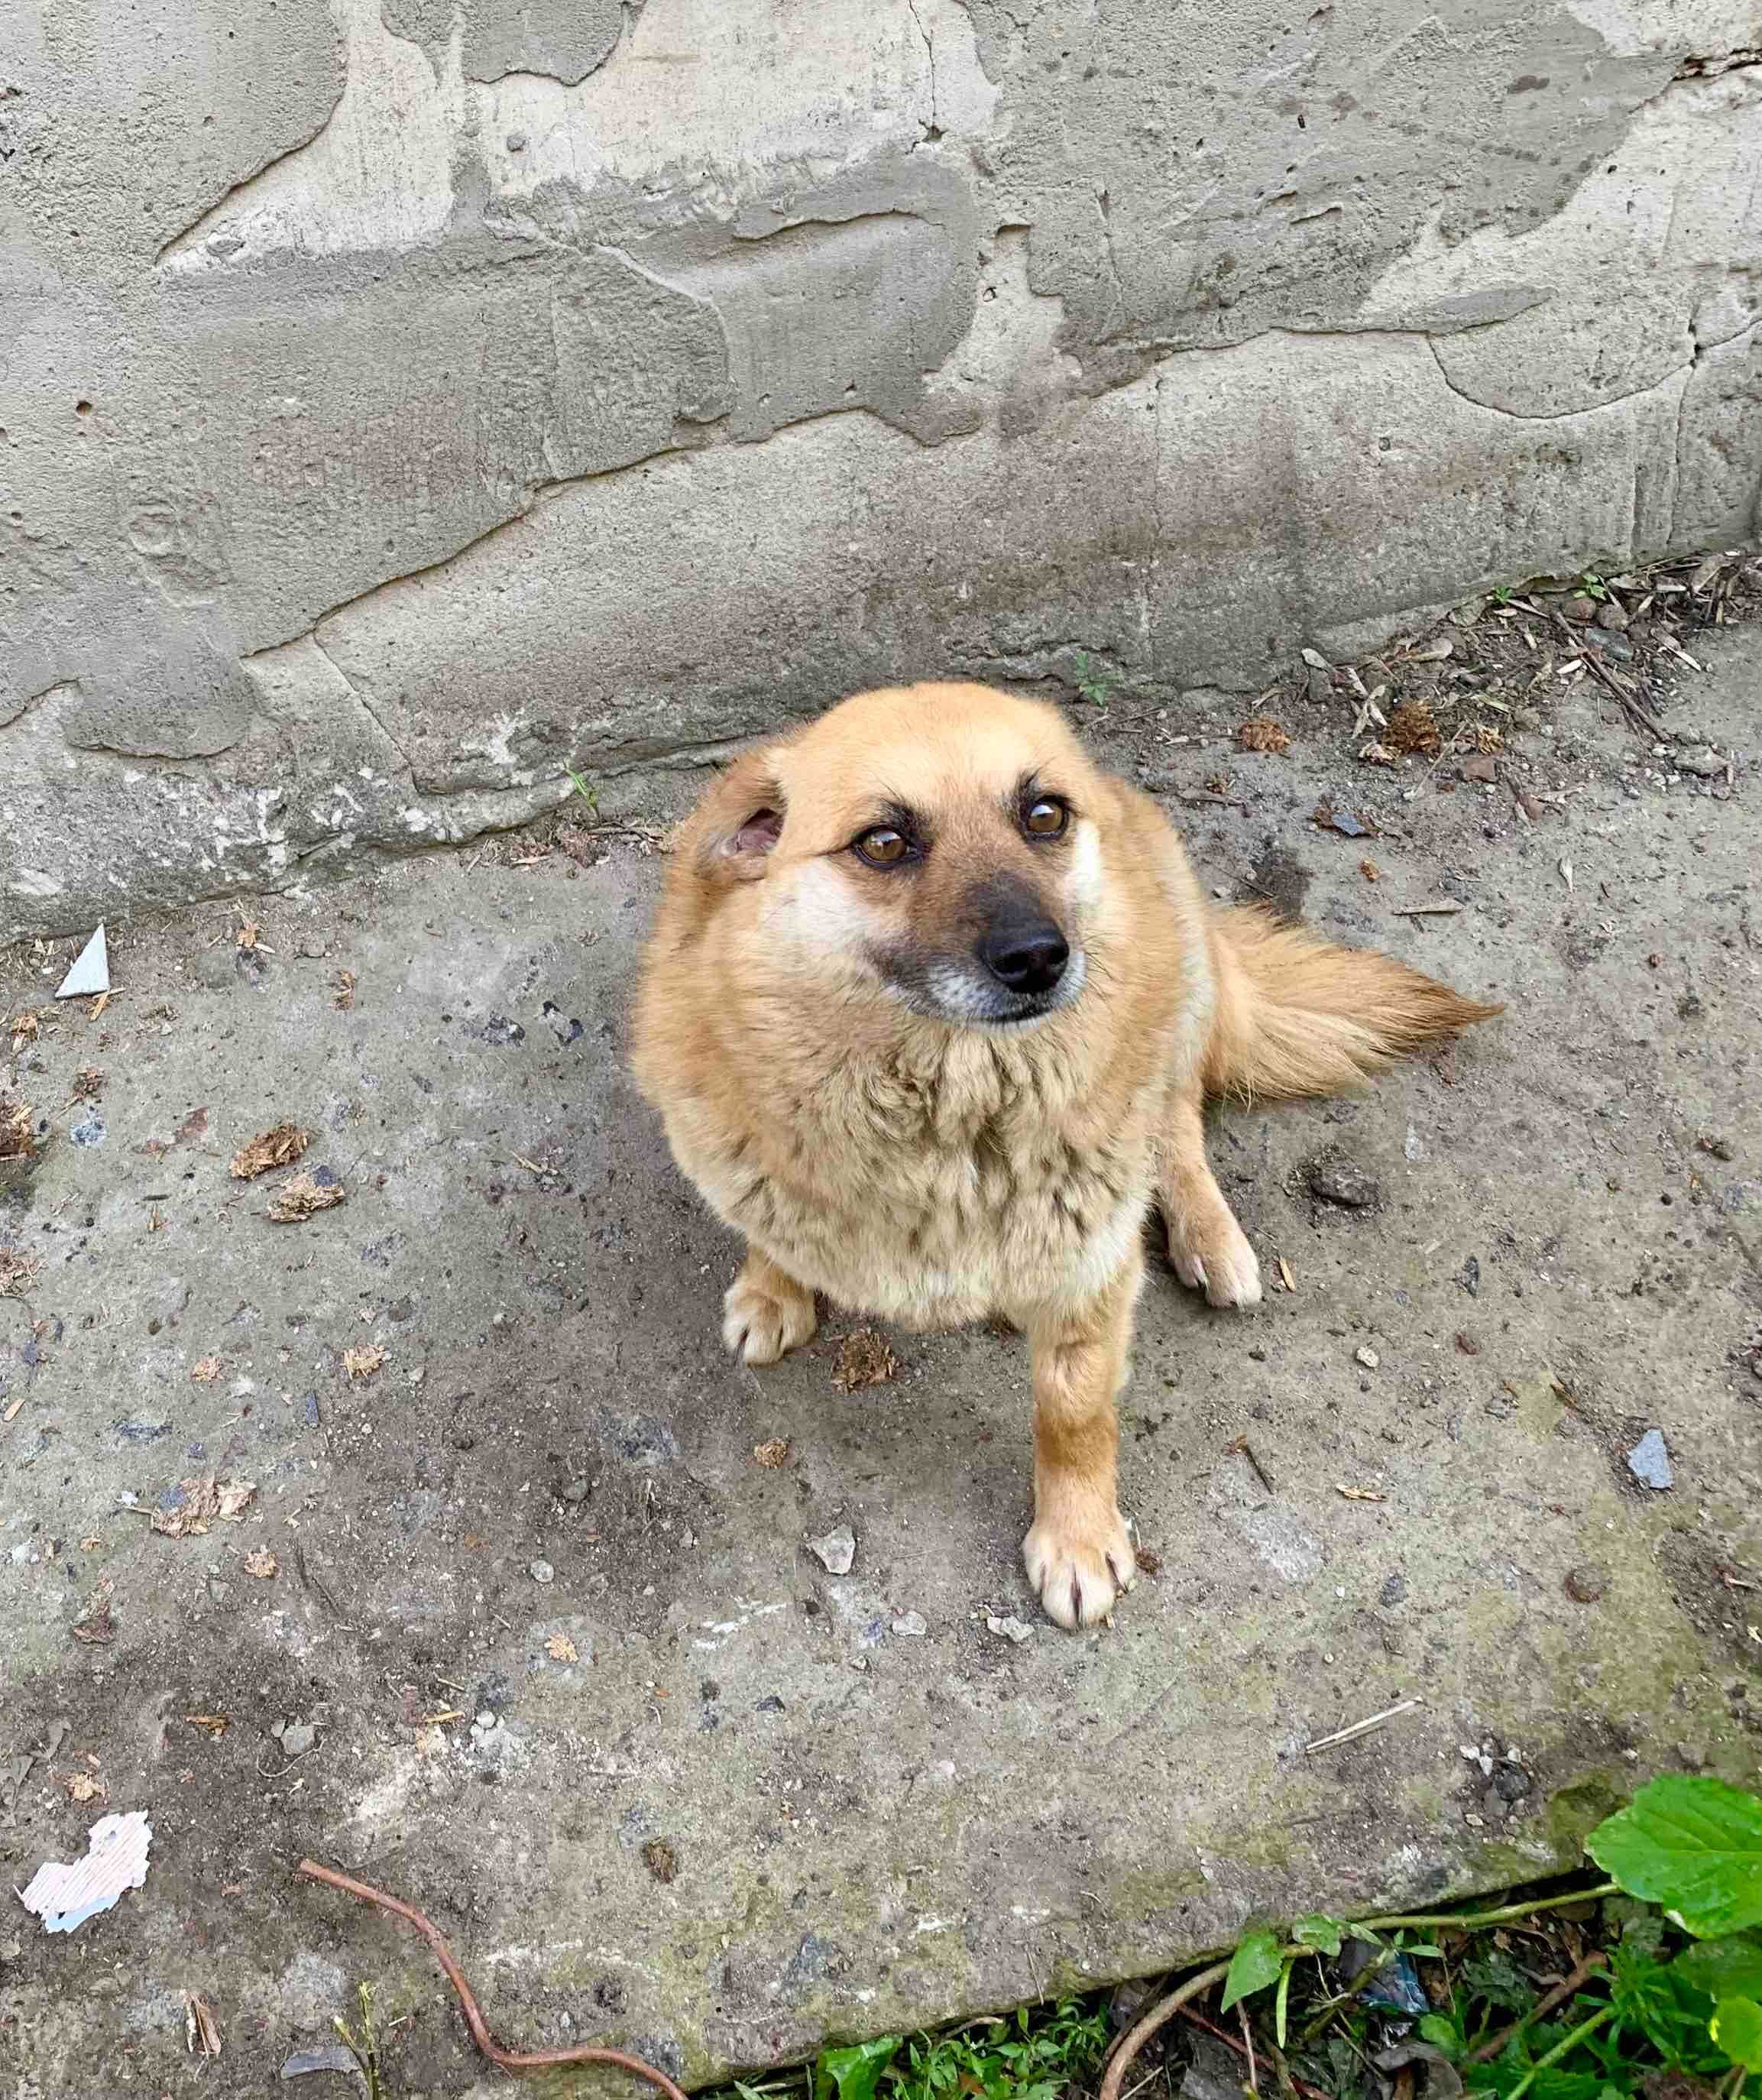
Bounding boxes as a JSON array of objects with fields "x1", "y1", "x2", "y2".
[
  {"x1": 1067, "y1": 652, "x2": 1115, "y2": 708},
  {"x1": 568, "y1": 769, "x2": 601, "y2": 818},
  {"x1": 801, "y1": 1998, "x2": 1109, "y2": 2100},
  {"x1": 335, "y1": 1981, "x2": 387, "y2": 2100},
  {"x1": 1212, "y1": 1776, "x2": 1762, "y2": 2100},
  {"x1": 1574, "y1": 570, "x2": 1611, "y2": 602}
]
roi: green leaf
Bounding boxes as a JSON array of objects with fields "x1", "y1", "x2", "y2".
[
  {"x1": 815, "y1": 2036, "x2": 902, "y2": 2100},
  {"x1": 1294, "y1": 1914, "x2": 1345, "y2": 1956},
  {"x1": 1587, "y1": 1775, "x2": 1762, "y2": 1936},
  {"x1": 1680, "y1": 1936, "x2": 1762, "y2": 2003},
  {"x1": 1221, "y1": 1929, "x2": 1286, "y2": 2011},
  {"x1": 1713, "y1": 1997, "x2": 1762, "y2": 2073},
  {"x1": 1418, "y1": 2016, "x2": 1461, "y2": 2056},
  {"x1": 1275, "y1": 1961, "x2": 1292, "y2": 2048}
]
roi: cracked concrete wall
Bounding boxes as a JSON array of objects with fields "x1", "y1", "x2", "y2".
[{"x1": 3, "y1": 0, "x2": 1760, "y2": 937}]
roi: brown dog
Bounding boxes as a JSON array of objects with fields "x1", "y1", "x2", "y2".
[{"x1": 633, "y1": 682, "x2": 1499, "y2": 1628}]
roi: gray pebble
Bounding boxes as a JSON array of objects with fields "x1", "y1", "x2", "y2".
[
  {"x1": 891, "y1": 1611, "x2": 928, "y2": 1638},
  {"x1": 1676, "y1": 747, "x2": 1727, "y2": 779},
  {"x1": 1625, "y1": 1428, "x2": 1673, "y2": 1491},
  {"x1": 1307, "y1": 1151, "x2": 1380, "y2": 1207},
  {"x1": 278, "y1": 1721, "x2": 316, "y2": 1757},
  {"x1": 529, "y1": 1558, "x2": 555, "y2": 1585},
  {"x1": 808, "y1": 1527, "x2": 856, "y2": 1576},
  {"x1": 561, "y1": 1476, "x2": 591, "y2": 1504},
  {"x1": 1379, "y1": 1573, "x2": 1407, "y2": 1607}
]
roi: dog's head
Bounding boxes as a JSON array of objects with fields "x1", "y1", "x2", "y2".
[{"x1": 688, "y1": 683, "x2": 1114, "y2": 1030}]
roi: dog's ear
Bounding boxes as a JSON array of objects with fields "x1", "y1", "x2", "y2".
[{"x1": 688, "y1": 747, "x2": 788, "y2": 885}]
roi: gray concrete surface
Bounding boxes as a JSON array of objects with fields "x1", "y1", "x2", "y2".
[
  {"x1": 2, "y1": 614, "x2": 1759, "y2": 2098},
  {"x1": 5, "y1": 2, "x2": 1762, "y2": 936}
]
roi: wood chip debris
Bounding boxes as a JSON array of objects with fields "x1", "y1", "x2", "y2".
[
  {"x1": 267, "y1": 1172, "x2": 346, "y2": 1223},
  {"x1": 342, "y1": 1342, "x2": 385, "y2": 1379},
  {"x1": 0, "y1": 1247, "x2": 39, "y2": 1298},
  {"x1": 1303, "y1": 1695, "x2": 1424, "y2": 1755},
  {"x1": 1336, "y1": 1484, "x2": 1387, "y2": 1502},
  {"x1": 151, "y1": 1477, "x2": 257, "y2": 1538},
  {"x1": 752, "y1": 1438, "x2": 791, "y2": 1468},
  {"x1": 1, "y1": 1096, "x2": 35, "y2": 1161},
  {"x1": 332, "y1": 969, "x2": 356, "y2": 1011},
  {"x1": 545, "y1": 1632, "x2": 580, "y2": 1664},
  {"x1": 66, "y1": 1772, "x2": 109, "y2": 1804},
  {"x1": 183, "y1": 1714, "x2": 230, "y2": 1738},
  {"x1": 831, "y1": 1329, "x2": 899, "y2": 1391},
  {"x1": 189, "y1": 1357, "x2": 222, "y2": 1382},
  {"x1": 241, "y1": 1548, "x2": 278, "y2": 1579},
  {"x1": 185, "y1": 1992, "x2": 222, "y2": 2059},
  {"x1": 228, "y1": 1123, "x2": 309, "y2": 1181},
  {"x1": 1277, "y1": 1256, "x2": 1296, "y2": 1292},
  {"x1": 1385, "y1": 698, "x2": 1442, "y2": 754},
  {"x1": 1237, "y1": 716, "x2": 1291, "y2": 753}
]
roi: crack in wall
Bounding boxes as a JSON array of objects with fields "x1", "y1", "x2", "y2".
[{"x1": 1423, "y1": 335, "x2": 1696, "y2": 423}]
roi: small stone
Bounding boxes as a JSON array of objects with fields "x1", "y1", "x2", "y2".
[
  {"x1": 450, "y1": 1427, "x2": 476, "y2": 1451},
  {"x1": 1379, "y1": 1573, "x2": 1407, "y2": 1607},
  {"x1": 529, "y1": 1558, "x2": 555, "y2": 1584},
  {"x1": 986, "y1": 1613, "x2": 1034, "y2": 1645},
  {"x1": 301, "y1": 1392, "x2": 321, "y2": 1428},
  {"x1": 1676, "y1": 747, "x2": 1727, "y2": 779},
  {"x1": 808, "y1": 1527, "x2": 856, "y2": 1576},
  {"x1": 278, "y1": 1721, "x2": 316, "y2": 1757},
  {"x1": 1625, "y1": 1428, "x2": 1673, "y2": 1491},
  {"x1": 561, "y1": 1477, "x2": 591, "y2": 1504},
  {"x1": 1492, "y1": 1765, "x2": 1533, "y2": 1802},
  {"x1": 1565, "y1": 1564, "x2": 1607, "y2": 1603},
  {"x1": 1453, "y1": 1331, "x2": 1480, "y2": 1356},
  {"x1": 1355, "y1": 1343, "x2": 1380, "y2": 1370},
  {"x1": 1307, "y1": 1151, "x2": 1380, "y2": 1207},
  {"x1": 891, "y1": 1612, "x2": 927, "y2": 1638}
]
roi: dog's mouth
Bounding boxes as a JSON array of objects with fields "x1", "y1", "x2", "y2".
[{"x1": 874, "y1": 948, "x2": 1088, "y2": 1030}]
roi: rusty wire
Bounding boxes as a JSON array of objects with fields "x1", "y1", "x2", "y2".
[{"x1": 296, "y1": 1857, "x2": 690, "y2": 2093}]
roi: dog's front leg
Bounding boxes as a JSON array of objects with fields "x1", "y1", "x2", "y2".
[
  {"x1": 1021, "y1": 1251, "x2": 1140, "y2": 1629},
  {"x1": 1158, "y1": 1083, "x2": 1262, "y2": 1308},
  {"x1": 722, "y1": 1246, "x2": 819, "y2": 1366}
]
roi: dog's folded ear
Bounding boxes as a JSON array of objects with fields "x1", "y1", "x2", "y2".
[{"x1": 688, "y1": 747, "x2": 788, "y2": 884}]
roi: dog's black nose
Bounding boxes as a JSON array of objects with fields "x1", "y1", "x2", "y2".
[{"x1": 978, "y1": 917, "x2": 1069, "y2": 996}]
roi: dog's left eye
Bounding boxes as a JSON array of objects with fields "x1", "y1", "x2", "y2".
[
  {"x1": 854, "y1": 827, "x2": 911, "y2": 867},
  {"x1": 1023, "y1": 797, "x2": 1069, "y2": 838}
]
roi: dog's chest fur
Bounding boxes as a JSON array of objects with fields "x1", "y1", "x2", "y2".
[{"x1": 685, "y1": 1029, "x2": 1161, "y2": 1327}]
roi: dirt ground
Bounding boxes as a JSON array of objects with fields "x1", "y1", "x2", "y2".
[{"x1": 2, "y1": 606, "x2": 1759, "y2": 2100}]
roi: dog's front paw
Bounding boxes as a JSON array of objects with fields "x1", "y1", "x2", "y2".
[
  {"x1": 1022, "y1": 1503, "x2": 1137, "y2": 1629},
  {"x1": 722, "y1": 1263, "x2": 818, "y2": 1366},
  {"x1": 1168, "y1": 1209, "x2": 1262, "y2": 1309}
]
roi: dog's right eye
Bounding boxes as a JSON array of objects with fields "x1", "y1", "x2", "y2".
[{"x1": 854, "y1": 827, "x2": 910, "y2": 867}]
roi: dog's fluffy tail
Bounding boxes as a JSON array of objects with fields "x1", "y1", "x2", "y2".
[{"x1": 1201, "y1": 904, "x2": 1502, "y2": 1104}]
